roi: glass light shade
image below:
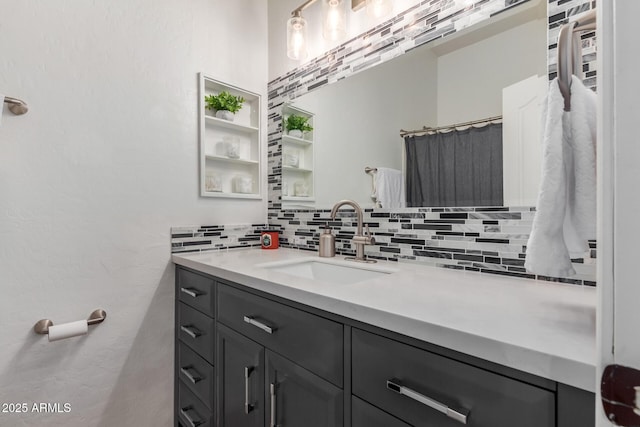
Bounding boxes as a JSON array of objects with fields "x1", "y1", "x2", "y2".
[
  {"x1": 287, "y1": 15, "x2": 308, "y2": 61},
  {"x1": 322, "y1": 0, "x2": 347, "y2": 41},
  {"x1": 366, "y1": 0, "x2": 393, "y2": 18}
]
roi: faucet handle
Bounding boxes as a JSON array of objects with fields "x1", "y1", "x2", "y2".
[{"x1": 364, "y1": 225, "x2": 375, "y2": 245}]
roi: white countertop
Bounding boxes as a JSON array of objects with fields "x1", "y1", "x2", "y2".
[{"x1": 173, "y1": 248, "x2": 596, "y2": 392}]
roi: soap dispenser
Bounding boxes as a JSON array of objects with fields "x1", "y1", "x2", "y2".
[{"x1": 319, "y1": 226, "x2": 335, "y2": 258}]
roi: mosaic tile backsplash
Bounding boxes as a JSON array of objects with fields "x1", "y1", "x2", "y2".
[
  {"x1": 171, "y1": 224, "x2": 269, "y2": 253},
  {"x1": 269, "y1": 207, "x2": 596, "y2": 286}
]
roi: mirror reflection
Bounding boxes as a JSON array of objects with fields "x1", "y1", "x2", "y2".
[{"x1": 282, "y1": 1, "x2": 547, "y2": 209}]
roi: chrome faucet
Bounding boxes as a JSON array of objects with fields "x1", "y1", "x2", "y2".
[{"x1": 330, "y1": 199, "x2": 376, "y2": 263}]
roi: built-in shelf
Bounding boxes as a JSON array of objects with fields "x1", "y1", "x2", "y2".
[
  {"x1": 282, "y1": 195, "x2": 316, "y2": 202},
  {"x1": 199, "y1": 73, "x2": 262, "y2": 199},
  {"x1": 205, "y1": 115, "x2": 259, "y2": 134},
  {"x1": 282, "y1": 134, "x2": 312, "y2": 146},
  {"x1": 201, "y1": 191, "x2": 263, "y2": 200},
  {"x1": 282, "y1": 104, "x2": 315, "y2": 202},
  {"x1": 282, "y1": 165, "x2": 313, "y2": 173},
  {"x1": 205, "y1": 155, "x2": 259, "y2": 166}
]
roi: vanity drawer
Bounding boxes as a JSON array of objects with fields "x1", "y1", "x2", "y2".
[
  {"x1": 352, "y1": 329, "x2": 555, "y2": 427},
  {"x1": 177, "y1": 267, "x2": 215, "y2": 316},
  {"x1": 352, "y1": 396, "x2": 411, "y2": 427},
  {"x1": 178, "y1": 381, "x2": 213, "y2": 427},
  {"x1": 217, "y1": 283, "x2": 344, "y2": 387},
  {"x1": 178, "y1": 302, "x2": 215, "y2": 362},
  {"x1": 178, "y1": 342, "x2": 214, "y2": 410}
]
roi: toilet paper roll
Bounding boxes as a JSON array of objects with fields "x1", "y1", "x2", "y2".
[{"x1": 48, "y1": 320, "x2": 88, "y2": 342}]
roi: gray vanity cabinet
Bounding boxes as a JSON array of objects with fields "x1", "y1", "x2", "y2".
[{"x1": 174, "y1": 266, "x2": 595, "y2": 427}]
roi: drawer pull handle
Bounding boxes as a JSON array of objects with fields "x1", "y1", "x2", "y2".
[
  {"x1": 180, "y1": 325, "x2": 202, "y2": 339},
  {"x1": 180, "y1": 405, "x2": 204, "y2": 427},
  {"x1": 243, "y1": 316, "x2": 274, "y2": 334},
  {"x1": 386, "y1": 378, "x2": 469, "y2": 425},
  {"x1": 180, "y1": 287, "x2": 201, "y2": 298},
  {"x1": 180, "y1": 366, "x2": 203, "y2": 384},
  {"x1": 270, "y1": 383, "x2": 278, "y2": 427},
  {"x1": 245, "y1": 366, "x2": 254, "y2": 414}
]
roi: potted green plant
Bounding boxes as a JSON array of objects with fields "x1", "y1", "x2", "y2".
[
  {"x1": 285, "y1": 114, "x2": 313, "y2": 138},
  {"x1": 204, "y1": 91, "x2": 245, "y2": 121}
]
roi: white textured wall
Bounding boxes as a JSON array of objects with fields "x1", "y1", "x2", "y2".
[{"x1": 0, "y1": 1, "x2": 267, "y2": 426}]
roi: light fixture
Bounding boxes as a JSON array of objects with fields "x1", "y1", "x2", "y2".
[
  {"x1": 322, "y1": 0, "x2": 347, "y2": 41},
  {"x1": 365, "y1": 0, "x2": 393, "y2": 18},
  {"x1": 287, "y1": 11, "x2": 309, "y2": 61},
  {"x1": 286, "y1": 0, "x2": 382, "y2": 61}
]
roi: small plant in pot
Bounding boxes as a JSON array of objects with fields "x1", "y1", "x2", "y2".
[
  {"x1": 285, "y1": 114, "x2": 313, "y2": 139},
  {"x1": 204, "y1": 91, "x2": 245, "y2": 121}
]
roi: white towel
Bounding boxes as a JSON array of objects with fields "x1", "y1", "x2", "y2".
[
  {"x1": 524, "y1": 76, "x2": 597, "y2": 277},
  {"x1": 375, "y1": 167, "x2": 405, "y2": 209}
]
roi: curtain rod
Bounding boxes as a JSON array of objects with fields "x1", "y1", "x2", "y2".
[{"x1": 400, "y1": 115, "x2": 502, "y2": 137}]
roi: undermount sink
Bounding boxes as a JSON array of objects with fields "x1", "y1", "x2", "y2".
[{"x1": 257, "y1": 258, "x2": 397, "y2": 285}]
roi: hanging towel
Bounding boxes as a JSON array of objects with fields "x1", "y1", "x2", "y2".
[
  {"x1": 524, "y1": 76, "x2": 597, "y2": 277},
  {"x1": 375, "y1": 167, "x2": 405, "y2": 209}
]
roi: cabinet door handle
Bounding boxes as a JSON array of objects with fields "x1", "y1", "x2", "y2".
[
  {"x1": 180, "y1": 405, "x2": 204, "y2": 427},
  {"x1": 270, "y1": 383, "x2": 278, "y2": 427},
  {"x1": 386, "y1": 378, "x2": 469, "y2": 425},
  {"x1": 180, "y1": 287, "x2": 201, "y2": 298},
  {"x1": 244, "y1": 366, "x2": 254, "y2": 414},
  {"x1": 243, "y1": 316, "x2": 274, "y2": 334},
  {"x1": 180, "y1": 365, "x2": 203, "y2": 384},
  {"x1": 180, "y1": 325, "x2": 202, "y2": 339}
]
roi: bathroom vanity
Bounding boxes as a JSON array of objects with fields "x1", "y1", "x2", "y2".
[{"x1": 173, "y1": 248, "x2": 596, "y2": 427}]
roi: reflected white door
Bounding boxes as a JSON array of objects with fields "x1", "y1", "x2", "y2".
[
  {"x1": 502, "y1": 74, "x2": 548, "y2": 206},
  {"x1": 597, "y1": 1, "x2": 640, "y2": 425}
]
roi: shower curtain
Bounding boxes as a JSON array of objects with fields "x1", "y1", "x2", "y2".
[{"x1": 404, "y1": 123, "x2": 503, "y2": 207}]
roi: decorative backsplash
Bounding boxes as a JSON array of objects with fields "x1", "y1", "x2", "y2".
[
  {"x1": 171, "y1": 224, "x2": 269, "y2": 253},
  {"x1": 268, "y1": 206, "x2": 597, "y2": 286}
]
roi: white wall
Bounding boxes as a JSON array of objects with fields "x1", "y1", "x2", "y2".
[
  {"x1": 436, "y1": 18, "x2": 547, "y2": 125},
  {"x1": 268, "y1": 0, "x2": 421, "y2": 80},
  {"x1": 0, "y1": 1, "x2": 267, "y2": 426}
]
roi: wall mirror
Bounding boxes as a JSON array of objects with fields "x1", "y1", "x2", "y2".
[{"x1": 280, "y1": 0, "x2": 547, "y2": 209}]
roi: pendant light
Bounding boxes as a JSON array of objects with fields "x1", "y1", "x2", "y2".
[{"x1": 287, "y1": 11, "x2": 309, "y2": 61}]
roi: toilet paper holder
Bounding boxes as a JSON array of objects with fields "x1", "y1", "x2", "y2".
[{"x1": 33, "y1": 309, "x2": 107, "y2": 335}]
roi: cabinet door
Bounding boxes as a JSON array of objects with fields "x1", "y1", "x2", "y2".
[
  {"x1": 266, "y1": 350, "x2": 343, "y2": 427},
  {"x1": 217, "y1": 324, "x2": 264, "y2": 427}
]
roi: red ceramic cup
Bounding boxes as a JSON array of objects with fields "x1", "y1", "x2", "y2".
[{"x1": 261, "y1": 231, "x2": 279, "y2": 249}]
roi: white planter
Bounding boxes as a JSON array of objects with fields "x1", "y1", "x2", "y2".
[
  {"x1": 287, "y1": 129, "x2": 303, "y2": 138},
  {"x1": 215, "y1": 110, "x2": 235, "y2": 121}
]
